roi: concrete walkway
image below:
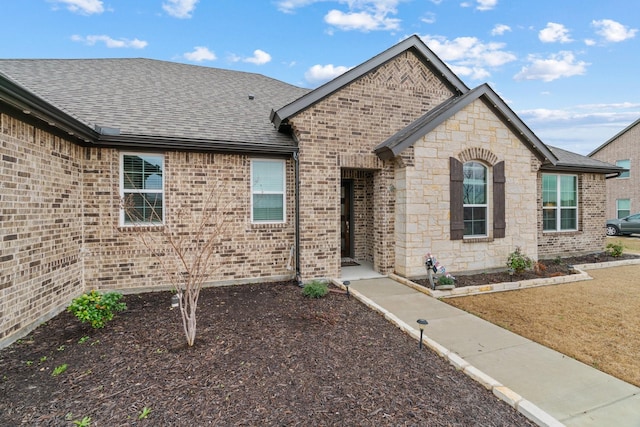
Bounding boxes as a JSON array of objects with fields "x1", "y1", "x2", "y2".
[{"x1": 338, "y1": 276, "x2": 640, "y2": 426}]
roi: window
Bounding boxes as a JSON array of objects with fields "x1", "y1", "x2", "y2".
[
  {"x1": 120, "y1": 153, "x2": 164, "y2": 225},
  {"x1": 542, "y1": 174, "x2": 577, "y2": 231},
  {"x1": 463, "y1": 161, "x2": 487, "y2": 237},
  {"x1": 251, "y1": 159, "x2": 285, "y2": 223},
  {"x1": 617, "y1": 199, "x2": 631, "y2": 218},
  {"x1": 450, "y1": 157, "x2": 505, "y2": 240},
  {"x1": 616, "y1": 160, "x2": 630, "y2": 178}
]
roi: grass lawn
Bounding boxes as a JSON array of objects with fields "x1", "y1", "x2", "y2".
[{"x1": 445, "y1": 263, "x2": 640, "y2": 387}]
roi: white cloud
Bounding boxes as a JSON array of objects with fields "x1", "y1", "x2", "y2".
[
  {"x1": 592, "y1": 19, "x2": 637, "y2": 42},
  {"x1": 491, "y1": 24, "x2": 511, "y2": 36},
  {"x1": 539, "y1": 22, "x2": 573, "y2": 43},
  {"x1": 584, "y1": 39, "x2": 596, "y2": 46},
  {"x1": 275, "y1": 0, "x2": 318, "y2": 13},
  {"x1": 304, "y1": 64, "x2": 351, "y2": 85},
  {"x1": 421, "y1": 12, "x2": 436, "y2": 25},
  {"x1": 162, "y1": 0, "x2": 199, "y2": 19},
  {"x1": 421, "y1": 35, "x2": 516, "y2": 80},
  {"x1": 184, "y1": 46, "x2": 216, "y2": 62},
  {"x1": 518, "y1": 103, "x2": 640, "y2": 154},
  {"x1": 476, "y1": 0, "x2": 497, "y2": 11},
  {"x1": 514, "y1": 51, "x2": 588, "y2": 82},
  {"x1": 50, "y1": 0, "x2": 104, "y2": 14},
  {"x1": 324, "y1": 9, "x2": 400, "y2": 31},
  {"x1": 71, "y1": 34, "x2": 147, "y2": 49},
  {"x1": 233, "y1": 49, "x2": 272, "y2": 65}
]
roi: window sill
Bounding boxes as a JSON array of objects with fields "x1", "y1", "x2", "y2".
[
  {"x1": 543, "y1": 230, "x2": 580, "y2": 235},
  {"x1": 463, "y1": 236, "x2": 493, "y2": 243},
  {"x1": 251, "y1": 222, "x2": 289, "y2": 229}
]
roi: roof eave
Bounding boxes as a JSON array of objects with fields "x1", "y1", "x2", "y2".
[{"x1": 0, "y1": 73, "x2": 98, "y2": 143}]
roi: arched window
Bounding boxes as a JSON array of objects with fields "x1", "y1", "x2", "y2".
[
  {"x1": 463, "y1": 161, "x2": 487, "y2": 236},
  {"x1": 450, "y1": 157, "x2": 505, "y2": 240}
]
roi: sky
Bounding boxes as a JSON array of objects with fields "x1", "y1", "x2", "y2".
[{"x1": 2, "y1": 0, "x2": 639, "y2": 155}]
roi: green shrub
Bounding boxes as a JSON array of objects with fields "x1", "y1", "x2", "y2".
[
  {"x1": 302, "y1": 281, "x2": 329, "y2": 298},
  {"x1": 67, "y1": 290, "x2": 126, "y2": 329},
  {"x1": 437, "y1": 275, "x2": 455, "y2": 286},
  {"x1": 605, "y1": 243, "x2": 623, "y2": 257},
  {"x1": 506, "y1": 247, "x2": 533, "y2": 274}
]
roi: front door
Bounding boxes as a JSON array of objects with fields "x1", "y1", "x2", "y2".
[{"x1": 341, "y1": 180, "x2": 353, "y2": 258}]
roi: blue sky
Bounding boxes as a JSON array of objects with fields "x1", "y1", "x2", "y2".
[{"x1": 2, "y1": 0, "x2": 639, "y2": 155}]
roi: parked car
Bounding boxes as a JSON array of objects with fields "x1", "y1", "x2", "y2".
[{"x1": 606, "y1": 213, "x2": 640, "y2": 236}]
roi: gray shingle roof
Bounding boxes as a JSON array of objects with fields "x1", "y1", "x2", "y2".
[
  {"x1": 0, "y1": 58, "x2": 309, "y2": 151},
  {"x1": 545, "y1": 145, "x2": 624, "y2": 174}
]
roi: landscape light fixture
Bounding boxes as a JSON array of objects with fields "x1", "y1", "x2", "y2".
[
  {"x1": 343, "y1": 281, "x2": 351, "y2": 298},
  {"x1": 171, "y1": 294, "x2": 179, "y2": 308},
  {"x1": 417, "y1": 318, "x2": 428, "y2": 349}
]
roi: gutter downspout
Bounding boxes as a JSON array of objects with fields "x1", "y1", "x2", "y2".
[{"x1": 293, "y1": 151, "x2": 303, "y2": 287}]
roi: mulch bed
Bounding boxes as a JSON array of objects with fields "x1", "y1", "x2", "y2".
[
  {"x1": 414, "y1": 252, "x2": 640, "y2": 289},
  {"x1": 0, "y1": 282, "x2": 535, "y2": 426}
]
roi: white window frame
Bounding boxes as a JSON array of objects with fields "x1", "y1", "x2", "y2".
[
  {"x1": 542, "y1": 173, "x2": 578, "y2": 232},
  {"x1": 463, "y1": 161, "x2": 488, "y2": 238},
  {"x1": 616, "y1": 159, "x2": 630, "y2": 178},
  {"x1": 617, "y1": 198, "x2": 631, "y2": 219},
  {"x1": 119, "y1": 152, "x2": 165, "y2": 226},
  {"x1": 251, "y1": 159, "x2": 286, "y2": 224}
]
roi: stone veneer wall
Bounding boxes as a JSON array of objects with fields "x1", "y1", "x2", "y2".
[
  {"x1": 1, "y1": 112, "x2": 84, "y2": 344},
  {"x1": 289, "y1": 51, "x2": 455, "y2": 280},
  {"x1": 590, "y1": 123, "x2": 640, "y2": 219},
  {"x1": 537, "y1": 172, "x2": 606, "y2": 257},
  {"x1": 395, "y1": 98, "x2": 540, "y2": 277}
]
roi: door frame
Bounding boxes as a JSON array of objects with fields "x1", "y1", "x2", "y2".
[{"x1": 341, "y1": 180, "x2": 354, "y2": 259}]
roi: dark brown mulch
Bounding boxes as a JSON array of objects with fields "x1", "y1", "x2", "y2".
[
  {"x1": 415, "y1": 252, "x2": 640, "y2": 289},
  {"x1": 0, "y1": 282, "x2": 534, "y2": 426}
]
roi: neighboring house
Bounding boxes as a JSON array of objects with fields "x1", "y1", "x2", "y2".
[
  {"x1": 0, "y1": 35, "x2": 622, "y2": 345},
  {"x1": 589, "y1": 118, "x2": 640, "y2": 221}
]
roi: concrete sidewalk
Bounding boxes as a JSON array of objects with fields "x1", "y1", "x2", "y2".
[{"x1": 341, "y1": 277, "x2": 640, "y2": 426}]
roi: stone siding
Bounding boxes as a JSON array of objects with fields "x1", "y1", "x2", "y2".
[
  {"x1": 1, "y1": 112, "x2": 84, "y2": 344},
  {"x1": 590, "y1": 123, "x2": 640, "y2": 219},
  {"x1": 290, "y1": 51, "x2": 455, "y2": 279},
  {"x1": 395, "y1": 99, "x2": 540, "y2": 277}
]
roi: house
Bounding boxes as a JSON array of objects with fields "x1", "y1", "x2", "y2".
[
  {"x1": 589, "y1": 118, "x2": 640, "y2": 221},
  {"x1": 0, "y1": 35, "x2": 622, "y2": 345}
]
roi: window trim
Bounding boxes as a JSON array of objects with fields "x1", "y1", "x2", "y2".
[
  {"x1": 251, "y1": 158, "x2": 286, "y2": 224},
  {"x1": 542, "y1": 173, "x2": 578, "y2": 232},
  {"x1": 119, "y1": 152, "x2": 165, "y2": 227},
  {"x1": 463, "y1": 161, "x2": 488, "y2": 238},
  {"x1": 616, "y1": 159, "x2": 630, "y2": 178},
  {"x1": 617, "y1": 198, "x2": 631, "y2": 219}
]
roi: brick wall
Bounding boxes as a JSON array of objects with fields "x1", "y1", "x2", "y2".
[
  {"x1": 1, "y1": 112, "x2": 84, "y2": 345},
  {"x1": 82, "y1": 150, "x2": 297, "y2": 292},
  {"x1": 590, "y1": 123, "x2": 640, "y2": 219},
  {"x1": 1, "y1": 109, "x2": 297, "y2": 344},
  {"x1": 289, "y1": 51, "x2": 455, "y2": 279},
  {"x1": 537, "y1": 172, "x2": 606, "y2": 257}
]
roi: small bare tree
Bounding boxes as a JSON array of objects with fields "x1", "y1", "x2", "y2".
[{"x1": 121, "y1": 182, "x2": 231, "y2": 347}]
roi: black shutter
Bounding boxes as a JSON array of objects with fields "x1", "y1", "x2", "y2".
[
  {"x1": 493, "y1": 161, "x2": 506, "y2": 238},
  {"x1": 450, "y1": 157, "x2": 464, "y2": 240}
]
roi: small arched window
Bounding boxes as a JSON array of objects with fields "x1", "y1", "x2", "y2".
[{"x1": 463, "y1": 161, "x2": 487, "y2": 236}]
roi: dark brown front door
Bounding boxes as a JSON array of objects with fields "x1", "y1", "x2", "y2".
[{"x1": 341, "y1": 180, "x2": 353, "y2": 258}]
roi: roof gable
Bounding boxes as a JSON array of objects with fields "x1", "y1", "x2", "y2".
[
  {"x1": 270, "y1": 35, "x2": 469, "y2": 129},
  {"x1": 588, "y1": 117, "x2": 640, "y2": 157},
  {"x1": 374, "y1": 83, "x2": 558, "y2": 164}
]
